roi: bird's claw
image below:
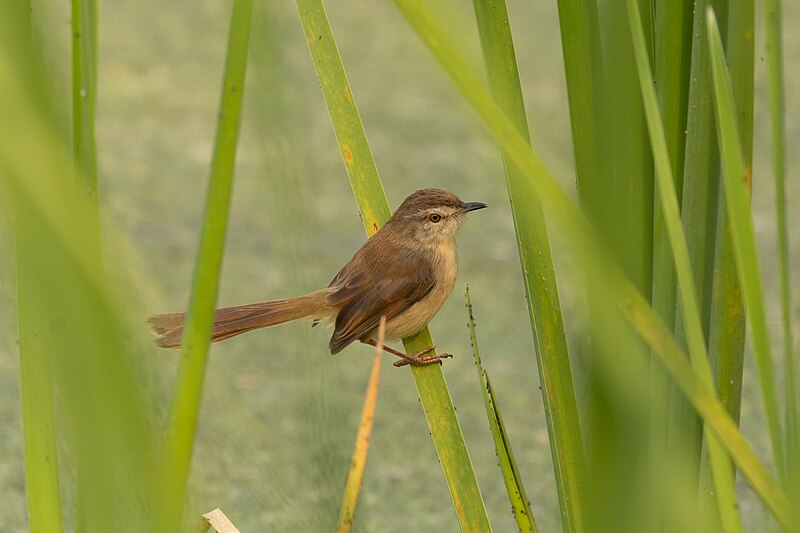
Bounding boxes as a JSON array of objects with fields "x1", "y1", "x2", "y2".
[{"x1": 393, "y1": 352, "x2": 452, "y2": 368}]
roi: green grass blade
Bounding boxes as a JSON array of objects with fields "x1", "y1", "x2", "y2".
[
  {"x1": 678, "y1": 2, "x2": 725, "y2": 335},
  {"x1": 466, "y1": 285, "x2": 537, "y2": 533},
  {"x1": 591, "y1": 6, "x2": 656, "y2": 527},
  {"x1": 706, "y1": 6, "x2": 786, "y2": 486},
  {"x1": 619, "y1": 283, "x2": 791, "y2": 529},
  {"x1": 2, "y1": 6, "x2": 160, "y2": 528},
  {"x1": 707, "y1": 217, "x2": 747, "y2": 428},
  {"x1": 763, "y1": 0, "x2": 798, "y2": 481},
  {"x1": 703, "y1": 8, "x2": 752, "y2": 525},
  {"x1": 649, "y1": 1, "x2": 692, "y2": 525},
  {"x1": 470, "y1": 0, "x2": 585, "y2": 530},
  {"x1": 153, "y1": 1, "x2": 254, "y2": 530},
  {"x1": 6, "y1": 3, "x2": 66, "y2": 533},
  {"x1": 651, "y1": 0, "x2": 692, "y2": 380},
  {"x1": 653, "y1": 0, "x2": 692, "y2": 207},
  {"x1": 294, "y1": 1, "x2": 492, "y2": 530},
  {"x1": 600, "y1": 0, "x2": 654, "y2": 295},
  {"x1": 337, "y1": 320, "x2": 384, "y2": 533},
  {"x1": 70, "y1": 0, "x2": 103, "y2": 528},
  {"x1": 702, "y1": 2, "x2": 753, "y2": 528},
  {"x1": 552, "y1": 0, "x2": 603, "y2": 209},
  {"x1": 70, "y1": 0, "x2": 98, "y2": 190},
  {"x1": 17, "y1": 246, "x2": 65, "y2": 533},
  {"x1": 293, "y1": 0, "x2": 390, "y2": 229},
  {"x1": 392, "y1": 0, "x2": 590, "y2": 279},
  {"x1": 391, "y1": 1, "x2": 790, "y2": 524},
  {"x1": 4, "y1": 137, "x2": 159, "y2": 533},
  {"x1": 707, "y1": 0, "x2": 752, "y2": 427},
  {"x1": 549, "y1": 7, "x2": 639, "y2": 529},
  {"x1": 626, "y1": 1, "x2": 742, "y2": 530},
  {"x1": 707, "y1": 1, "x2": 750, "y2": 432},
  {"x1": 667, "y1": 1, "x2": 728, "y2": 484}
]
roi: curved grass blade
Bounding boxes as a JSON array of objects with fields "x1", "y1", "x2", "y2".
[
  {"x1": 391, "y1": 1, "x2": 790, "y2": 524},
  {"x1": 706, "y1": 6, "x2": 786, "y2": 486},
  {"x1": 619, "y1": 283, "x2": 791, "y2": 529},
  {"x1": 294, "y1": 1, "x2": 492, "y2": 530},
  {"x1": 337, "y1": 318, "x2": 384, "y2": 533},
  {"x1": 470, "y1": 0, "x2": 585, "y2": 530},
  {"x1": 153, "y1": 1, "x2": 254, "y2": 530},
  {"x1": 763, "y1": 0, "x2": 798, "y2": 483},
  {"x1": 625, "y1": 1, "x2": 741, "y2": 530},
  {"x1": 466, "y1": 285, "x2": 537, "y2": 533}
]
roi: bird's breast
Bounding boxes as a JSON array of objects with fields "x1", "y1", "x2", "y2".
[{"x1": 384, "y1": 240, "x2": 458, "y2": 341}]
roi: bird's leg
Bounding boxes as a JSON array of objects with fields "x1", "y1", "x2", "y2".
[
  {"x1": 392, "y1": 352, "x2": 453, "y2": 367},
  {"x1": 360, "y1": 339, "x2": 452, "y2": 367}
]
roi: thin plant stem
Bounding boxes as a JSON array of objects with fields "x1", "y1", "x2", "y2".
[
  {"x1": 467, "y1": 285, "x2": 538, "y2": 533},
  {"x1": 153, "y1": 1, "x2": 254, "y2": 530},
  {"x1": 337, "y1": 318, "x2": 384, "y2": 533}
]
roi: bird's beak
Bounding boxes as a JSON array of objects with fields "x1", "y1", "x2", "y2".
[{"x1": 459, "y1": 201, "x2": 488, "y2": 214}]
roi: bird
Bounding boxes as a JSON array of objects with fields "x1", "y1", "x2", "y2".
[{"x1": 149, "y1": 188, "x2": 487, "y2": 367}]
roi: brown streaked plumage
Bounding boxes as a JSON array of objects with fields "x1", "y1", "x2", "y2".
[{"x1": 149, "y1": 188, "x2": 487, "y2": 367}]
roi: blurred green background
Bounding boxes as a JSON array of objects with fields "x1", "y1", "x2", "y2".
[{"x1": 1, "y1": 0, "x2": 798, "y2": 530}]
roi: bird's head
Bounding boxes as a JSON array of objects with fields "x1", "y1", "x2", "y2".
[{"x1": 389, "y1": 188, "x2": 487, "y2": 245}]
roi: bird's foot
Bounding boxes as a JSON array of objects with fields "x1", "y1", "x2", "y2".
[
  {"x1": 360, "y1": 339, "x2": 452, "y2": 367},
  {"x1": 392, "y1": 348, "x2": 452, "y2": 367}
]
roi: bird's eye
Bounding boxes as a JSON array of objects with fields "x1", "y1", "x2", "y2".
[{"x1": 429, "y1": 213, "x2": 442, "y2": 223}]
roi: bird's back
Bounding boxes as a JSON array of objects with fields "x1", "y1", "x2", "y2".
[{"x1": 324, "y1": 220, "x2": 449, "y2": 352}]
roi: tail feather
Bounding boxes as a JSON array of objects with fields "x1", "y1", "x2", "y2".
[
  {"x1": 149, "y1": 291, "x2": 331, "y2": 349},
  {"x1": 147, "y1": 312, "x2": 186, "y2": 335}
]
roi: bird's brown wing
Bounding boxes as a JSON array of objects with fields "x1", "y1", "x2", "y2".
[{"x1": 326, "y1": 257, "x2": 435, "y2": 354}]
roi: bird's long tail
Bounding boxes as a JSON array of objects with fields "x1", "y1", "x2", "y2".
[{"x1": 149, "y1": 290, "x2": 331, "y2": 348}]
